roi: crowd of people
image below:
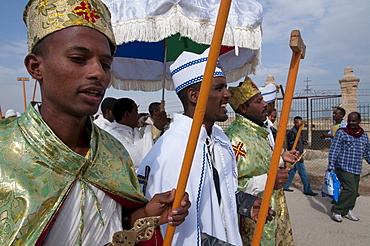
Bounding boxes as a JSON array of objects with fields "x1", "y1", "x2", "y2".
[{"x1": 0, "y1": 0, "x2": 369, "y2": 245}]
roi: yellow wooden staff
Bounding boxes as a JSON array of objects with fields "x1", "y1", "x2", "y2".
[
  {"x1": 252, "y1": 30, "x2": 306, "y2": 246},
  {"x1": 163, "y1": 0, "x2": 233, "y2": 245}
]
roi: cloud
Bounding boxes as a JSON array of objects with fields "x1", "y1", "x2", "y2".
[
  {"x1": 309, "y1": 3, "x2": 370, "y2": 61},
  {"x1": 352, "y1": 64, "x2": 370, "y2": 78},
  {"x1": 259, "y1": 0, "x2": 370, "y2": 63},
  {"x1": 250, "y1": 0, "x2": 369, "y2": 95},
  {"x1": 0, "y1": 40, "x2": 27, "y2": 58},
  {"x1": 0, "y1": 66, "x2": 28, "y2": 80},
  {"x1": 259, "y1": 0, "x2": 328, "y2": 44}
]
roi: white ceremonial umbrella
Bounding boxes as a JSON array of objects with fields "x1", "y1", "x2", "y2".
[{"x1": 102, "y1": 0, "x2": 263, "y2": 95}]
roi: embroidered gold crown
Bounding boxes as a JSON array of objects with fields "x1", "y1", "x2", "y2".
[
  {"x1": 23, "y1": 0, "x2": 116, "y2": 52},
  {"x1": 228, "y1": 76, "x2": 261, "y2": 111}
]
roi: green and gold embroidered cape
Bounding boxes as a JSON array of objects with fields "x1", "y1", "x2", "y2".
[
  {"x1": 225, "y1": 115, "x2": 294, "y2": 246},
  {"x1": 0, "y1": 103, "x2": 147, "y2": 245}
]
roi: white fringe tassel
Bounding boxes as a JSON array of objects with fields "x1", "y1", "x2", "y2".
[{"x1": 112, "y1": 4, "x2": 262, "y2": 50}]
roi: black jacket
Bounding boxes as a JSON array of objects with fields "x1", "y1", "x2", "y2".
[{"x1": 286, "y1": 126, "x2": 304, "y2": 153}]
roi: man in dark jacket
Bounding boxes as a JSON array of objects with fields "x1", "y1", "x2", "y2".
[{"x1": 284, "y1": 116, "x2": 318, "y2": 196}]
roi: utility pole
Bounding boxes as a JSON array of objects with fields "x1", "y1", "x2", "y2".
[
  {"x1": 303, "y1": 77, "x2": 311, "y2": 147},
  {"x1": 303, "y1": 77, "x2": 311, "y2": 97}
]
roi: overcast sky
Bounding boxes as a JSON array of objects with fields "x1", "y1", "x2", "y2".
[{"x1": 1, "y1": 0, "x2": 369, "y2": 115}]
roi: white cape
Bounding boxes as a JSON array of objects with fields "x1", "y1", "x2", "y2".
[
  {"x1": 105, "y1": 122, "x2": 153, "y2": 169},
  {"x1": 137, "y1": 114, "x2": 242, "y2": 245},
  {"x1": 93, "y1": 117, "x2": 112, "y2": 130}
]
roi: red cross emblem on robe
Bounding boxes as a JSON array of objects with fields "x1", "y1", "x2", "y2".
[{"x1": 232, "y1": 142, "x2": 246, "y2": 161}]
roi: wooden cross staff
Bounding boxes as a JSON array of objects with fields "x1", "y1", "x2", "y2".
[
  {"x1": 252, "y1": 30, "x2": 306, "y2": 246},
  {"x1": 17, "y1": 77, "x2": 30, "y2": 110},
  {"x1": 162, "y1": 0, "x2": 232, "y2": 245},
  {"x1": 17, "y1": 77, "x2": 38, "y2": 111},
  {"x1": 31, "y1": 79, "x2": 38, "y2": 102}
]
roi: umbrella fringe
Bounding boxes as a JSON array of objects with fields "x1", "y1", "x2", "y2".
[
  {"x1": 225, "y1": 49, "x2": 260, "y2": 83},
  {"x1": 110, "y1": 74, "x2": 175, "y2": 92},
  {"x1": 112, "y1": 4, "x2": 262, "y2": 49},
  {"x1": 110, "y1": 49, "x2": 260, "y2": 92}
]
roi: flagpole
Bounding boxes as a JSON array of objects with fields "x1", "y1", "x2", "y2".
[
  {"x1": 160, "y1": 38, "x2": 168, "y2": 112},
  {"x1": 252, "y1": 30, "x2": 306, "y2": 246},
  {"x1": 162, "y1": 0, "x2": 232, "y2": 245}
]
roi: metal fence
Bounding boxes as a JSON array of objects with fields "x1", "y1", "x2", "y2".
[
  {"x1": 276, "y1": 95, "x2": 370, "y2": 151},
  {"x1": 216, "y1": 94, "x2": 370, "y2": 193}
]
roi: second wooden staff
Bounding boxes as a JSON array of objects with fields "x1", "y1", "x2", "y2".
[
  {"x1": 286, "y1": 121, "x2": 304, "y2": 168},
  {"x1": 252, "y1": 30, "x2": 306, "y2": 246}
]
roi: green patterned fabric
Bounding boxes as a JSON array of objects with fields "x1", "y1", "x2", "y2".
[
  {"x1": 0, "y1": 103, "x2": 147, "y2": 246},
  {"x1": 225, "y1": 115, "x2": 271, "y2": 190},
  {"x1": 225, "y1": 115, "x2": 294, "y2": 246}
]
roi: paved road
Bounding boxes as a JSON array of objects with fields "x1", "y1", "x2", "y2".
[{"x1": 285, "y1": 186, "x2": 369, "y2": 246}]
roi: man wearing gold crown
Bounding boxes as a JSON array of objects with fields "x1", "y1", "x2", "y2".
[
  {"x1": 225, "y1": 77, "x2": 296, "y2": 246},
  {"x1": 0, "y1": 1, "x2": 190, "y2": 245}
]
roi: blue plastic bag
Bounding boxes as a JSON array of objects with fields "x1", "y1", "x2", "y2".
[{"x1": 321, "y1": 170, "x2": 341, "y2": 202}]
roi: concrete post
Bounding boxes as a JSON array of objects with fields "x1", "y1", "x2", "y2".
[
  {"x1": 264, "y1": 74, "x2": 279, "y2": 92},
  {"x1": 264, "y1": 74, "x2": 280, "y2": 112},
  {"x1": 264, "y1": 74, "x2": 280, "y2": 124},
  {"x1": 339, "y1": 66, "x2": 360, "y2": 113}
]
